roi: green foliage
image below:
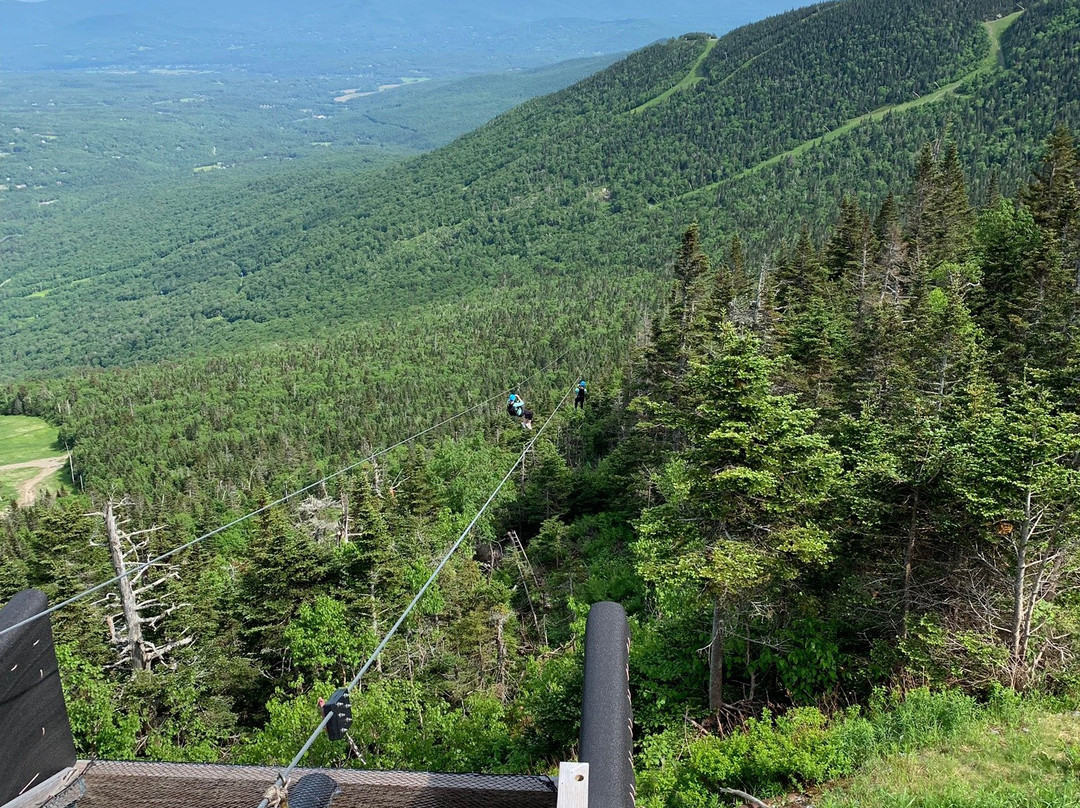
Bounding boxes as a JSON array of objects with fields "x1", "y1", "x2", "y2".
[
  {"x1": 637, "y1": 689, "x2": 988, "y2": 807},
  {"x1": 127, "y1": 666, "x2": 239, "y2": 762},
  {"x1": 285, "y1": 596, "x2": 376, "y2": 683},
  {"x1": 56, "y1": 644, "x2": 140, "y2": 759},
  {"x1": 237, "y1": 679, "x2": 522, "y2": 773},
  {"x1": 4, "y1": 1, "x2": 1080, "y2": 796}
]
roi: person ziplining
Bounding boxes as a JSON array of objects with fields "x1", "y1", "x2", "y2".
[
  {"x1": 507, "y1": 393, "x2": 534, "y2": 430},
  {"x1": 574, "y1": 380, "x2": 587, "y2": 410}
]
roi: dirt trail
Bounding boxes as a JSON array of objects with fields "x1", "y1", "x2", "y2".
[{"x1": 0, "y1": 455, "x2": 69, "y2": 507}]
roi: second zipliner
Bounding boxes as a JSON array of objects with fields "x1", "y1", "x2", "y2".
[{"x1": 508, "y1": 380, "x2": 585, "y2": 430}]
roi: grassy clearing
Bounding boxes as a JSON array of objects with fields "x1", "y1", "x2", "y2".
[
  {"x1": 631, "y1": 38, "x2": 718, "y2": 115},
  {"x1": 818, "y1": 710, "x2": 1080, "y2": 808},
  {"x1": 0, "y1": 415, "x2": 64, "y2": 465},
  {"x1": 638, "y1": 690, "x2": 1080, "y2": 808},
  {"x1": 0, "y1": 465, "x2": 46, "y2": 502},
  {"x1": 0, "y1": 415, "x2": 69, "y2": 505},
  {"x1": 983, "y1": 12, "x2": 1024, "y2": 70}
]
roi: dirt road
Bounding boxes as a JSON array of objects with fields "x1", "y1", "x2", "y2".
[{"x1": 0, "y1": 455, "x2": 69, "y2": 507}]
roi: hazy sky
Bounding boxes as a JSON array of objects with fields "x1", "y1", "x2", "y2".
[{"x1": 0, "y1": 0, "x2": 801, "y2": 73}]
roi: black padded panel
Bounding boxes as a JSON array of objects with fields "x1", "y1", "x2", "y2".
[
  {"x1": 0, "y1": 589, "x2": 76, "y2": 805},
  {"x1": 580, "y1": 601, "x2": 635, "y2": 808}
]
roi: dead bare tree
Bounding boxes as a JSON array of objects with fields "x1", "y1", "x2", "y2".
[{"x1": 93, "y1": 499, "x2": 193, "y2": 674}]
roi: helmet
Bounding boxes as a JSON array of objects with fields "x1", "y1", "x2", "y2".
[{"x1": 508, "y1": 394, "x2": 518, "y2": 402}]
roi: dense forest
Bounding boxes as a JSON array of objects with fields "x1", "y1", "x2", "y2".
[
  {"x1": 3, "y1": 0, "x2": 1080, "y2": 805},
  {"x1": 4, "y1": 127, "x2": 1080, "y2": 803},
  {"x1": 6, "y1": 0, "x2": 1080, "y2": 380}
]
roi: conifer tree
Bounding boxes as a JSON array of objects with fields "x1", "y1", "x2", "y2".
[
  {"x1": 826, "y1": 196, "x2": 878, "y2": 316},
  {"x1": 874, "y1": 192, "x2": 900, "y2": 246},
  {"x1": 776, "y1": 227, "x2": 847, "y2": 411},
  {"x1": 971, "y1": 199, "x2": 1047, "y2": 377},
  {"x1": 635, "y1": 324, "x2": 840, "y2": 711},
  {"x1": 952, "y1": 381, "x2": 1080, "y2": 687},
  {"x1": 642, "y1": 224, "x2": 713, "y2": 404},
  {"x1": 929, "y1": 142, "x2": 976, "y2": 267},
  {"x1": 1021, "y1": 126, "x2": 1080, "y2": 253},
  {"x1": 237, "y1": 501, "x2": 333, "y2": 678},
  {"x1": 775, "y1": 226, "x2": 827, "y2": 314},
  {"x1": 906, "y1": 142, "x2": 939, "y2": 267}
]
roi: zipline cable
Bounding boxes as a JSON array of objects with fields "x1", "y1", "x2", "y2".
[
  {"x1": 0, "y1": 352, "x2": 570, "y2": 639},
  {"x1": 255, "y1": 378, "x2": 578, "y2": 808}
]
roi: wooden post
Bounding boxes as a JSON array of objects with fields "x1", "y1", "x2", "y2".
[{"x1": 557, "y1": 762, "x2": 589, "y2": 808}]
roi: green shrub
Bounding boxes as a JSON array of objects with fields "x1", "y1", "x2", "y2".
[
  {"x1": 868, "y1": 688, "x2": 977, "y2": 753},
  {"x1": 637, "y1": 689, "x2": 987, "y2": 807}
]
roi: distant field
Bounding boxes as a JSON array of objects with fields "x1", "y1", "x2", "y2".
[
  {"x1": 0, "y1": 415, "x2": 62, "y2": 465},
  {"x1": 0, "y1": 415, "x2": 70, "y2": 506}
]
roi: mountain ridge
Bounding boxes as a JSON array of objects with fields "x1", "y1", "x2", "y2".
[{"x1": 4, "y1": 0, "x2": 1078, "y2": 383}]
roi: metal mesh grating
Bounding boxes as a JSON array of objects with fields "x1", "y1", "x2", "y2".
[{"x1": 78, "y1": 760, "x2": 558, "y2": 808}]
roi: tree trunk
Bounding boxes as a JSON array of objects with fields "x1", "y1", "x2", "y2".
[
  {"x1": 709, "y1": 601, "x2": 725, "y2": 713},
  {"x1": 1010, "y1": 498, "x2": 1032, "y2": 686},
  {"x1": 371, "y1": 580, "x2": 382, "y2": 673},
  {"x1": 339, "y1": 489, "x2": 350, "y2": 545},
  {"x1": 901, "y1": 491, "x2": 919, "y2": 639},
  {"x1": 105, "y1": 501, "x2": 148, "y2": 673},
  {"x1": 494, "y1": 612, "x2": 508, "y2": 704}
]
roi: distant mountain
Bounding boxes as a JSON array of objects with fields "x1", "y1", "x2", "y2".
[
  {"x1": 0, "y1": 0, "x2": 798, "y2": 73},
  {"x1": 4, "y1": 0, "x2": 1079, "y2": 380}
]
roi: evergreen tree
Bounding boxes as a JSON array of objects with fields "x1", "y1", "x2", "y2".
[
  {"x1": 635, "y1": 324, "x2": 840, "y2": 711},
  {"x1": 641, "y1": 224, "x2": 714, "y2": 405},
  {"x1": 1021, "y1": 126, "x2": 1080, "y2": 252},
  {"x1": 952, "y1": 380, "x2": 1080, "y2": 687},
  {"x1": 929, "y1": 142, "x2": 976, "y2": 267},
  {"x1": 775, "y1": 226, "x2": 828, "y2": 315},
  {"x1": 906, "y1": 142, "x2": 939, "y2": 267},
  {"x1": 236, "y1": 501, "x2": 333, "y2": 680}
]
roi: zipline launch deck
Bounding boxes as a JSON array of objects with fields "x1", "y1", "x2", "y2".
[
  {"x1": 76, "y1": 761, "x2": 558, "y2": 808},
  {"x1": 2, "y1": 589, "x2": 628, "y2": 808}
]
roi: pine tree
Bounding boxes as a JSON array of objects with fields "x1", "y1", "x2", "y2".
[
  {"x1": 929, "y1": 142, "x2": 976, "y2": 267},
  {"x1": 237, "y1": 501, "x2": 333, "y2": 679},
  {"x1": 826, "y1": 196, "x2": 879, "y2": 315},
  {"x1": 641, "y1": 224, "x2": 714, "y2": 404},
  {"x1": 971, "y1": 199, "x2": 1046, "y2": 378},
  {"x1": 906, "y1": 143, "x2": 939, "y2": 267},
  {"x1": 952, "y1": 380, "x2": 1080, "y2": 687},
  {"x1": 635, "y1": 324, "x2": 840, "y2": 711},
  {"x1": 1021, "y1": 126, "x2": 1080, "y2": 252},
  {"x1": 775, "y1": 226, "x2": 827, "y2": 314}
]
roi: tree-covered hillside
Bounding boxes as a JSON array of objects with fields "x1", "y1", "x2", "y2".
[
  {"x1": 3, "y1": 0, "x2": 1080, "y2": 803},
  {"x1": 4, "y1": 0, "x2": 1079, "y2": 382},
  {"x1": 3, "y1": 126, "x2": 1079, "y2": 805}
]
